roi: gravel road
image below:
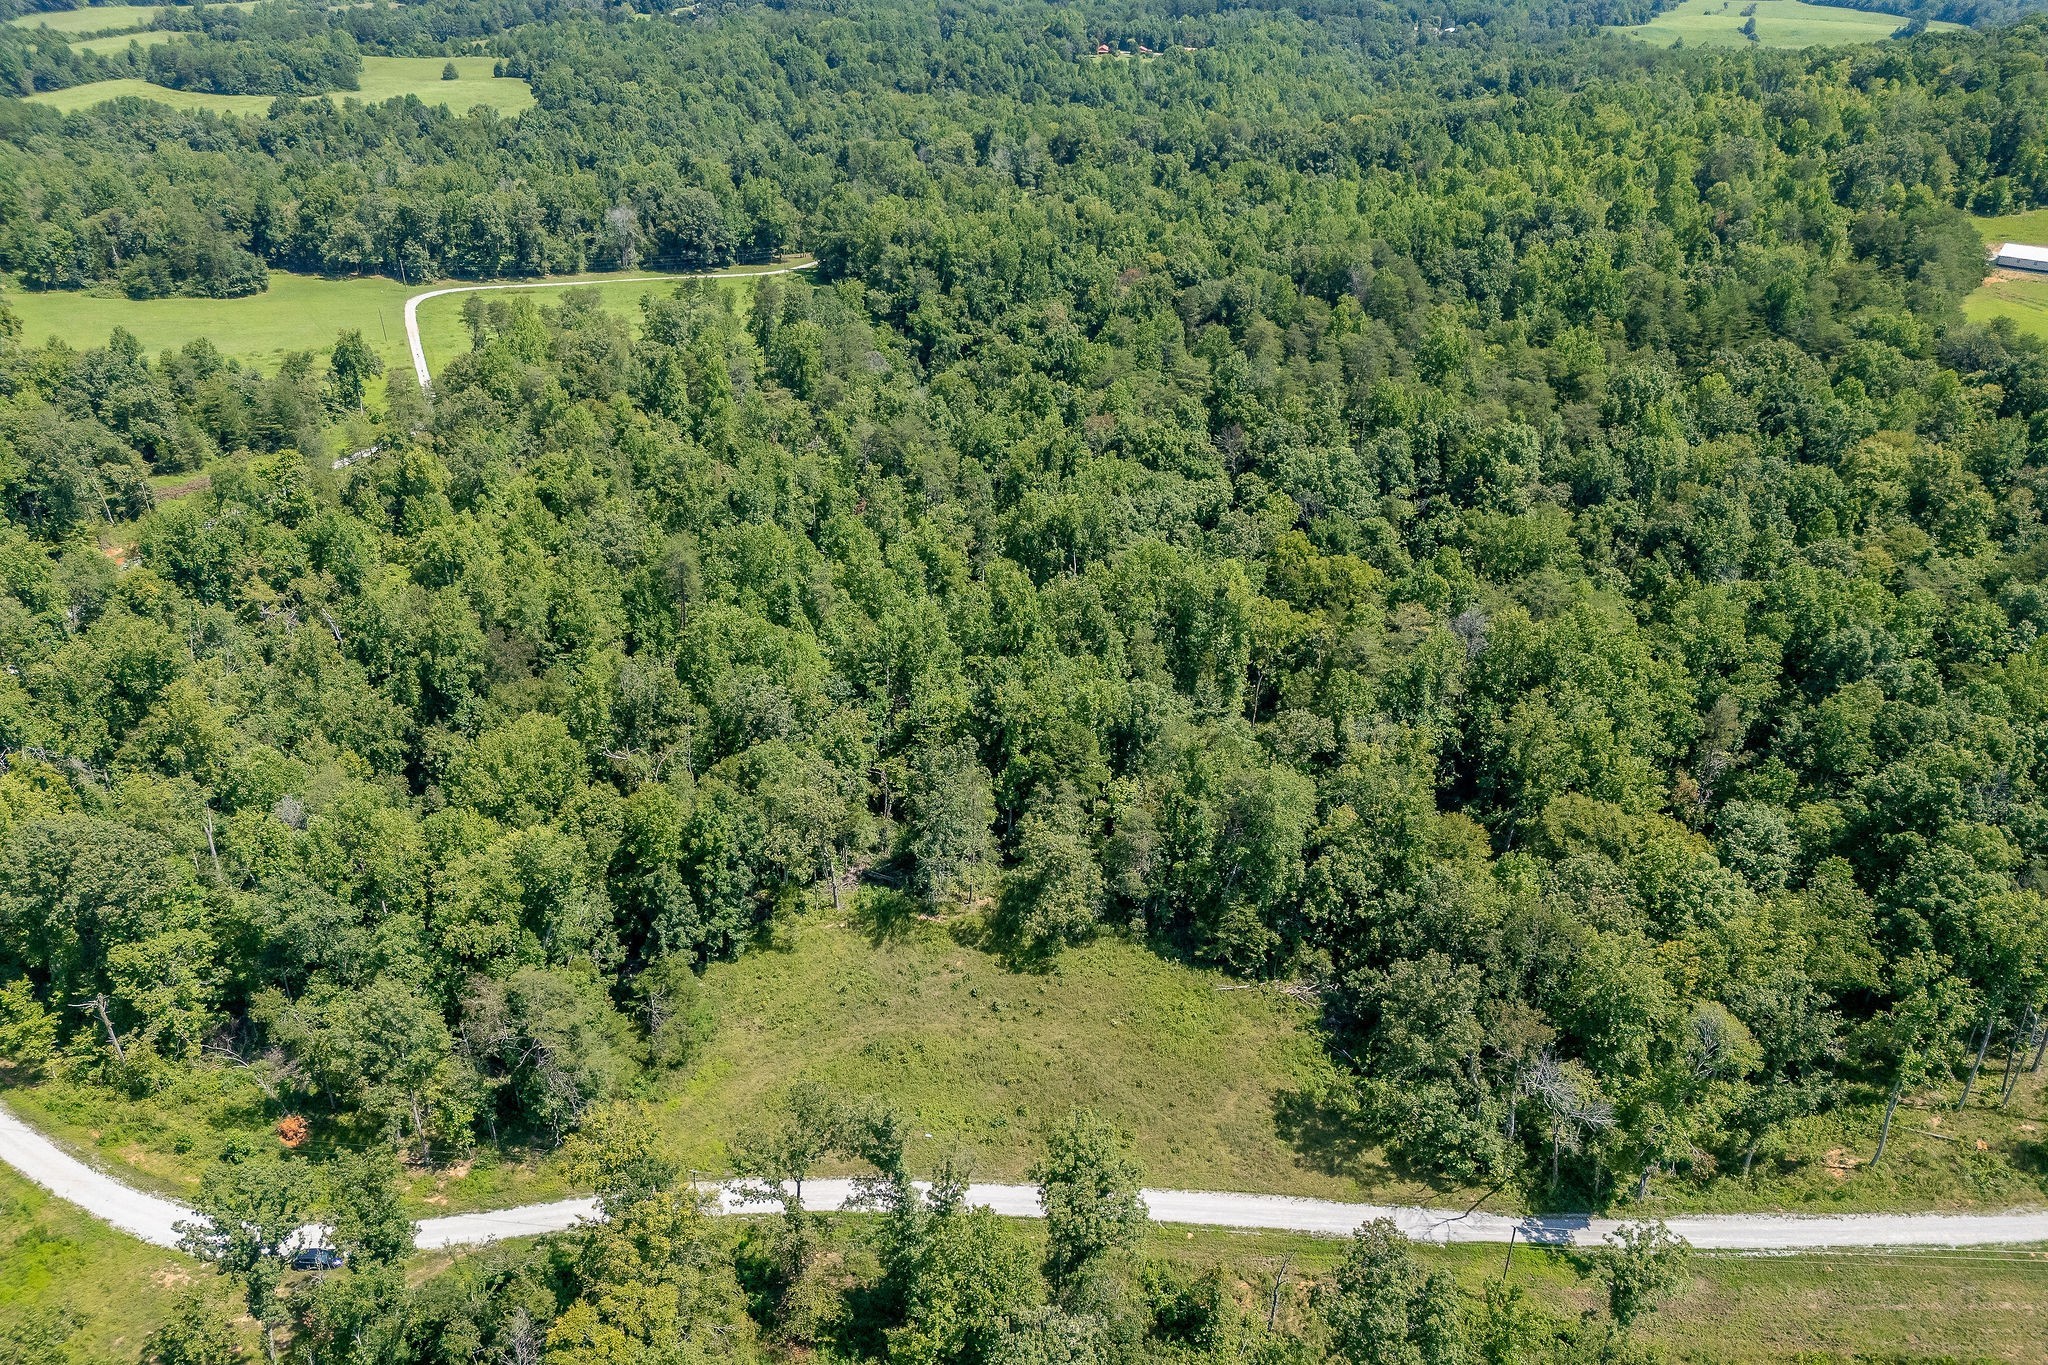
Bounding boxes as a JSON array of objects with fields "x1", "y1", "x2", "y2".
[
  {"x1": 7, "y1": 1101, "x2": 2045, "y2": 1253},
  {"x1": 402, "y1": 260, "x2": 819, "y2": 388}
]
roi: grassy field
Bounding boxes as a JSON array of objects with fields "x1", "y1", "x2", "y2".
[
  {"x1": 19, "y1": 54, "x2": 534, "y2": 116},
  {"x1": 1973, "y1": 207, "x2": 2048, "y2": 249},
  {"x1": 21, "y1": 76, "x2": 276, "y2": 113},
  {"x1": 10, "y1": 892, "x2": 2046, "y2": 1227},
  {"x1": 5, "y1": 271, "x2": 424, "y2": 373},
  {"x1": 343, "y1": 54, "x2": 535, "y2": 115},
  {"x1": 662, "y1": 913, "x2": 1362, "y2": 1196},
  {"x1": 1610, "y1": 0, "x2": 1956, "y2": 48},
  {"x1": 66, "y1": 26, "x2": 176, "y2": 53},
  {"x1": 1964, "y1": 271, "x2": 2048, "y2": 342},
  {"x1": 0, "y1": 1163, "x2": 247, "y2": 1365},
  {"x1": 4, "y1": 263, "x2": 797, "y2": 382}
]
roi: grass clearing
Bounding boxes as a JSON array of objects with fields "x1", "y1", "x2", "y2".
[
  {"x1": 1153, "y1": 1227, "x2": 2048, "y2": 1363},
  {"x1": 1609, "y1": 0, "x2": 1956, "y2": 48},
  {"x1": 1973, "y1": 207, "x2": 2048, "y2": 248},
  {"x1": 5, "y1": 898, "x2": 2046, "y2": 1221},
  {"x1": 67, "y1": 27, "x2": 177, "y2": 53},
  {"x1": 1963, "y1": 271, "x2": 2048, "y2": 342},
  {"x1": 339, "y1": 55, "x2": 535, "y2": 115},
  {"x1": 22, "y1": 77, "x2": 277, "y2": 114},
  {"x1": 4, "y1": 263, "x2": 797, "y2": 382},
  {"x1": 0, "y1": 1163, "x2": 245, "y2": 1365},
  {"x1": 18, "y1": 54, "x2": 534, "y2": 117},
  {"x1": 660, "y1": 912, "x2": 1370, "y2": 1198},
  {"x1": 4, "y1": 2, "x2": 258, "y2": 31},
  {"x1": 5, "y1": 271, "x2": 423, "y2": 374}
]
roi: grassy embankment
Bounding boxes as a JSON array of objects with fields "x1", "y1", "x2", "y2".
[
  {"x1": 1609, "y1": 0, "x2": 1957, "y2": 48},
  {"x1": 20, "y1": 54, "x2": 534, "y2": 116},
  {"x1": 7, "y1": 905, "x2": 2048, "y2": 1223},
  {"x1": 0, "y1": 1163, "x2": 251, "y2": 1364}
]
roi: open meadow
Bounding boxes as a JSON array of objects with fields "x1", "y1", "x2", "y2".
[
  {"x1": 3, "y1": 264, "x2": 786, "y2": 382},
  {"x1": 21, "y1": 54, "x2": 536, "y2": 115},
  {"x1": 1609, "y1": 0, "x2": 1955, "y2": 48},
  {"x1": 3, "y1": 2, "x2": 255, "y2": 38}
]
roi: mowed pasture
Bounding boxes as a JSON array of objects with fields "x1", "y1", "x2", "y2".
[
  {"x1": 65, "y1": 27, "x2": 177, "y2": 53},
  {"x1": 1964, "y1": 270, "x2": 2048, "y2": 341},
  {"x1": 1964, "y1": 211, "x2": 2048, "y2": 341},
  {"x1": 21, "y1": 54, "x2": 535, "y2": 116},
  {"x1": 3, "y1": 2, "x2": 255, "y2": 37},
  {"x1": 21, "y1": 77, "x2": 277, "y2": 114},
  {"x1": 4, "y1": 265, "x2": 792, "y2": 381},
  {"x1": 342, "y1": 54, "x2": 535, "y2": 115},
  {"x1": 1610, "y1": 0, "x2": 1956, "y2": 48}
]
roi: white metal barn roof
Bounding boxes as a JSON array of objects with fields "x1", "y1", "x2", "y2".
[{"x1": 1991, "y1": 242, "x2": 2048, "y2": 272}]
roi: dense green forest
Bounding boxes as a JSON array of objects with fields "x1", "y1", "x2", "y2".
[{"x1": 5, "y1": 0, "x2": 2048, "y2": 1360}]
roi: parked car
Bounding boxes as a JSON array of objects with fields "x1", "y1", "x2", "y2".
[{"x1": 290, "y1": 1247, "x2": 345, "y2": 1271}]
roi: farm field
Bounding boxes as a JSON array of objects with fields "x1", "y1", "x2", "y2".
[
  {"x1": 1964, "y1": 211, "x2": 2048, "y2": 340},
  {"x1": 1609, "y1": 0, "x2": 1955, "y2": 47},
  {"x1": 5, "y1": 271, "x2": 424, "y2": 374},
  {"x1": 21, "y1": 77, "x2": 276, "y2": 114},
  {"x1": 1974, "y1": 206, "x2": 2048, "y2": 247},
  {"x1": 3, "y1": 2, "x2": 254, "y2": 36},
  {"x1": 18, "y1": 54, "x2": 533, "y2": 116},
  {"x1": 5, "y1": 263, "x2": 797, "y2": 380},
  {"x1": 341, "y1": 54, "x2": 535, "y2": 114},
  {"x1": 65, "y1": 26, "x2": 176, "y2": 53}
]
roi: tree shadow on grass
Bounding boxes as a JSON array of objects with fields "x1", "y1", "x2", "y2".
[
  {"x1": 850, "y1": 885, "x2": 921, "y2": 948},
  {"x1": 1272, "y1": 1079, "x2": 1380, "y2": 1184}
]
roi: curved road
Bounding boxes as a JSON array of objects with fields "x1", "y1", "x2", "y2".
[
  {"x1": 6, "y1": 1103, "x2": 2046, "y2": 1254},
  {"x1": 403, "y1": 259, "x2": 819, "y2": 388}
]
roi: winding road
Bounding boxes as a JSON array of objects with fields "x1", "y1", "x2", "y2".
[
  {"x1": 6, "y1": 1102, "x2": 2046, "y2": 1254},
  {"x1": 402, "y1": 259, "x2": 818, "y2": 388}
]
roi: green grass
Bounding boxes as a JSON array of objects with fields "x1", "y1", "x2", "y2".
[
  {"x1": 1610, "y1": 0, "x2": 1957, "y2": 48},
  {"x1": 340, "y1": 55, "x2": 535, "y2": 115},
  {"x1": 18, "y1": 54, "x2": 534, "y2": 117},
  {"x1": 0, "y1": 1163, "x2": 246, "y2": 1365},
  {"x1": 5, "y1": 271, "x2": 424, "y2": 374},
  {"x1": 660, "y1": 912, "x2": 1370, "y2": 1198},
  {"x1": 3, "y1": 263, "x2": 795, "y2": 385},
  {"x1": 1972, "y1": 207, "x2": 2048, "y2": 248},
  {"x1": 7, "y1": 898, "x2": 2048, "y2": 1222},
  {"x1": 21, "y1": 76, "x2": 277, "y2": 114},
  {"x1": 66, "y1": 26, "x2": 176, "y2": 53},
  {"x1": 4, "y1": 2, "x2": 257, "y2": 36},
  {"x1": 1963, "y1": 271, "x2": 2048, "y2": 342}
]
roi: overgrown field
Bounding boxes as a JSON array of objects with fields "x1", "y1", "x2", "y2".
[
  {"x1": 9, "y1": 904, "x2": 2046, "y2": 1222},
  {"x1": 1609, "y1": 0, "x2": 1954, "y2": 47},
  {"x1": 0, "y1": 1164, "x2": 250, "y2": 1365}
]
